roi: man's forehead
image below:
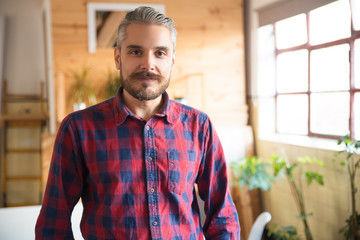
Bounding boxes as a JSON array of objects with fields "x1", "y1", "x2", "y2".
[{"x1": 122, "y1": 24, "x2": 174, "y2": 50}]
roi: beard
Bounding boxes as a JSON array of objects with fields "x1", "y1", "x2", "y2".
[{"x1": 120, "y1": 70, "x2": 170, "y2": 101}]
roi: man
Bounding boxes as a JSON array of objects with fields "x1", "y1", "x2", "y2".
[{"x1": 36, "y1": 6, "x2": 240, "y2": 239}]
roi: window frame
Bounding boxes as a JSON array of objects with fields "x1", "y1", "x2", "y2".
[{"x1": 272, "y1": 9, "x2": 360, "y2": 140}]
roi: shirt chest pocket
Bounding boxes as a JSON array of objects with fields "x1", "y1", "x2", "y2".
[{"x1": 167, "y1": 150, "x2": 196, "y2": 195}]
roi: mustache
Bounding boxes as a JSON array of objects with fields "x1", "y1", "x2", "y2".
[{"x1": 130, "y1": 71, "x2": 162, "y2": 80}]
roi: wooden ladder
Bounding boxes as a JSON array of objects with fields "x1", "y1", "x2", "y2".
[{"x1": 1, "y1": 81, "x2": 48, "y2": 207}]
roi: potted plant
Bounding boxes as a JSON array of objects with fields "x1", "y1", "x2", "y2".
[
  {"x1": 231, "y1": 155, "x2": 275, "y2": 191},
  {"x1": 69, "y1": 67, "x2": 97, "y2": 111},
  {"x1": 270, "y1": 155, "x2": 324, "y2": 240},
  {"x1": 335, "y1": 135, "x2": 360, "y2": 240},
  {"x1": 266, "y1": 225, "x2": 301, "y2": 240},
  {"x1": 105, "y1": 70, "x2": 121, "y2": 98},
  {"x1": 231, "y1": 154, "x2": 324, "y2": 240}
]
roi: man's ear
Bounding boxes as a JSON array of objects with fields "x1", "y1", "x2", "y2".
[
  {"x1": 114, "y1": 47, "x2": 121, "y2": 70},
  {"x1": 171, "y1": 50, "x2": 176, "y2": 70}
]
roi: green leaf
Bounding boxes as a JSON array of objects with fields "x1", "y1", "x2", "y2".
[
  {"x1": 305, "y1": 171, "x2": 324, "y2": 185},
  {"x1": 267, "y1": 224, "x2": 302, "y2": 240},
  {"x1": 298, "y1": 156, "x2": 324, "y2": 167},
  {"x1": 315, "y1": 159, "x2": 325, "y2": 167},
  {"x1": 297, "y1": 212, "x2": 313, "y2": 220},
  {"x1": 298, "y1": 156, "x2": 313, "y2": 163},
  {"x1": 231, "y1": 156, "x2": 274, "y2": 191}
]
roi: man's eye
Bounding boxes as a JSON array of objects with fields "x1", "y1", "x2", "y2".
[
  {"x1": 156, "y1": 51, "x2": 166, "y2": 57},
  {"x1": 130, "y1": 50, "x2": 141, "y2": 55}
]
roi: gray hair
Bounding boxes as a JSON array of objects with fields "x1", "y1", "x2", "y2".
[{"x1": 117, "y1": 6, "x2": 177, "y2": 50}]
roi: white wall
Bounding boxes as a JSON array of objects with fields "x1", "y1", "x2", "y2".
[
  {"x1": 0, "y1": 0, "x2": 45, "y2": 95},
  {"x1": 0, "y1": 16, "x2": 6, "y2": 114}
]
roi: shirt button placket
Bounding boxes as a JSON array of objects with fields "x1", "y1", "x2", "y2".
[{"x1": 144, "y1": 123, "x2": 161, "y2": 238}]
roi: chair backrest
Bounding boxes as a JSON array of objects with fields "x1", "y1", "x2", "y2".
[
  {"x1": 0, "y1": 203, "x2": 84, "y2": 240},
  {"x1": 248, "y1": 211, "x2": 272, "y2": 240}
]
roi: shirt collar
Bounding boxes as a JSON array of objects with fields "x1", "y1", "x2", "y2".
[{"x1": 113, "y1": 87, "x2": 176, "y2": 125}]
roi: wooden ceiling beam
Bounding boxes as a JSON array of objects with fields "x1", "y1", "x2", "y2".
[{"x1": 97, "y1": 11, "x2": 127, "y2": 48}]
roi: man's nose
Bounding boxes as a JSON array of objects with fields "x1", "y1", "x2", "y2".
[{"x1": 140, "y1": 53, "x2": 155, "y2": 71}]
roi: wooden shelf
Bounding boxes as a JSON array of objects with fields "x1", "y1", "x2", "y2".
[
  {"x1": 6, "y1": 202, "x2": 41, "y2": 207},
  {"x1": 6, "y1": 149, "x2": 41, "y2": 154},
  {"x1": 6, "y1": 176, "x2": 41, "y2": 181},
  {"x1": 0, "y1": 114, "x2": 48, "y2": 121},
  {"x1": 0, "y1": 114, "x2": 47, "y2": 127},
  {"x1": 5, "y1": 94, "x2": 43, "y2": 101},
  {"x1": 1, "y1": 81, "x2": 48, "y2": 207}
]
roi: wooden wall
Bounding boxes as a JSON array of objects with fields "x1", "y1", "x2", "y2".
[{"x1": 51, "y1": 0, "x2": 247, "y2": 128}]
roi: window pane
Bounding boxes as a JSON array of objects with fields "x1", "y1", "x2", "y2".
[
  {"x1": 275, "y1": 14, "x2": 307, "y2": 49},
  {"x1": 355, "y1": 39, "x2": 360, "y2": 89},
  {"x1": 257, "y1": 24, "x2": 276, "y2": 97},
  {"x1": 258, "y1": 98, "x2": 276, "y2": 137},
  {"x1": 309, "y1": 0, "x2": 351, "y2": 45},
  {"x1": 310, "y1": 92, "x2": 349, "y2": 136},
  {"x1": 350, "y1": 0, "x2": 360, "y2": 31},
  {"x1": 277, "y1": 94, "x2": 308, "y2": 135},
  {"x1": 277, "y1": 50, "x2": 308, "y2": 93},
  {"x1": 355, "y1": 93, "x2": 360, "y2": 140},
  {"x1": 310, "y1": 44, "x2": 350, "y2": 92}
]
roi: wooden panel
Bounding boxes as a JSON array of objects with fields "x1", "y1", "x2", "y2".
[
  {"x1": 41, "y1": 134, "x2": 56, "y2": 193},
  {"x1": 6, "y1": 180, "x2": 41, "y2": 206},
  {"x1": 231, "y1": 186, "x2": 262, "y2": 240},
  {"x1": 52, "y1": 26, "x2": 88, "y2": 45},
  {"x1": 6, "y1": 127, "x2": 41, "y2": 149},
  {"x1": 7, "y1": 153, "x2": 41, "y2": 177},
  {"x1": 51, "y1": 0, "x2": 87, "y2": 26},
  {"x1": 6, "y1": 176, "x2": 41, "y2": 181},
  {"x1": 6, "y1": 121, "x2": 43, "y2": 127},
  {"x1": 6, "y1": 149, "x2": 41, "y2": 153},
  {"x1": 229, "y1": 125, "x2": 258, "y2": 239},
  {"x1": 232, "y1": 186, "x2": 253, "y2": 239},
  {"x1": 169, "y1": 0, "x2": 243, "y2": 29}
]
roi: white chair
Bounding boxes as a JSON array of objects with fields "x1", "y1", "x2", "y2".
[
  {"x1": 248, "y1": 212, "x2": 272, "y2": 240},
  {"x1": 0, "y1": 203, "x2": 83, "y2": 240}
]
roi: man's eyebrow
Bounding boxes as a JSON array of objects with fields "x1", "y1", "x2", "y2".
[
  {"x1": 126, "y1": 45, "x2": 142, "y2": 49},
  {"x1": 156, "y1": 46, "x2": 171, "y2": 52},
  {"x1": 126, "y1": 45, "x2": 171, "y2": 52}
]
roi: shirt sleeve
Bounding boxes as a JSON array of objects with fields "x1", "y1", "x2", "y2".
[
  {"x1": 35, "y1": 115, "x2": 84, "y2": 239},
  {"x1": 196, "y1": 118, "x2": 241, "y2": 240}
]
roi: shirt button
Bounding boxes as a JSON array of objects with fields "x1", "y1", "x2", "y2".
[
  {"x1": 148, "y1": 156, "x2": 152, "y2": 161},
  {"x1": 145, "y1": 126, "x2": 150, "y2": 131},
  {"x1": 150, "y1": 188, "x2": 155, "y2": 193},
  {"x1": 152, "y1": 221, "x2": 158, "y2": 226}
]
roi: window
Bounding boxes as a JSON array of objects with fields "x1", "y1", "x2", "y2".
[{"x1": 257, "y1": 0, "x2": 360, "y2": 140}]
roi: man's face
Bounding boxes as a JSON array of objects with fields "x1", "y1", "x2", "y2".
[{"x1": 114, "y1": 23, "x2": 175, "y2": 101}]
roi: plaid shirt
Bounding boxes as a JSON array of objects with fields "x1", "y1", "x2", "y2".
[{"x1": 36, "y1": 89, "x2": 240, "y2": 239}]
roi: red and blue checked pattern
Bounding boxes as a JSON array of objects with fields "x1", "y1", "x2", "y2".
[{"x1": 36, "y1": 88, "x2": 240, "y2": 239}]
